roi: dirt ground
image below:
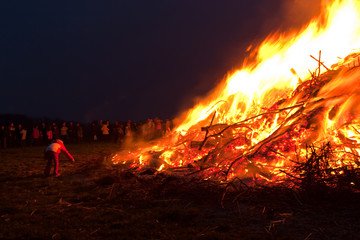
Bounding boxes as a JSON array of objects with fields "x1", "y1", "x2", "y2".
[{"x1": 1, "y1": 142, "x2": 360, "y2": 240}]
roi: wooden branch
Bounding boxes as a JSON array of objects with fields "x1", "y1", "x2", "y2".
[
  {"x1": 310, "y1": 52, "x2": 330, "y2": 72},
  {"x1": 199, "y1": 111, "x2": 217, "y2": 150}
]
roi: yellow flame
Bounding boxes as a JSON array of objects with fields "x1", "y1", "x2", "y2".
[
  {"x1": 160, "y1": 150, "x2": 175, "y2": 166},
  {"x1": 176, "y1": 0, "x2": 360, "y2": 133},
  {"x1": 112, "y1": 0, "x2": 360, "y2": 184}
]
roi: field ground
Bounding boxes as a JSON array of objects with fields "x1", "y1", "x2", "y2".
[{"x1": 1, "y1": 142, "x2": 360, "y2": 240}]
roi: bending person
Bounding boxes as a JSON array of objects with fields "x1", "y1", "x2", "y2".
[{"x1": 44, "y1": 139, "x2": 75, "y2": 177}]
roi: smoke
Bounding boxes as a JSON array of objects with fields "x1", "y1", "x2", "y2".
[{"x1": 282, "y1": 0, "x2": 322, "y2": 29}]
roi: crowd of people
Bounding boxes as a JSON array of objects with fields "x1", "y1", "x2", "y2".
[{"x1": 0, "y1": 118, "x2": 174, "y2": 149}]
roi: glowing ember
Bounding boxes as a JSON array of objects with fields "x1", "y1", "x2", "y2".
[{"x1": 112, "y1": 0, "x2": 360, "y2": 186}]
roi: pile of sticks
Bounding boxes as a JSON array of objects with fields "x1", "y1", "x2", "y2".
[
  {"x1": 171, "y1": 51, "x2": 360, "y2": 190},
  {"x1": 287, "y1": 143, "x2": 360, "y2": 192},
  {"x1": 125, "y1": 51, "x2": 360, "y2": 193}
]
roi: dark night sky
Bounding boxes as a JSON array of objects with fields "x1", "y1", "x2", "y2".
[{"x1": 0, "y1": 0, "x2": 320, "y2": 122}]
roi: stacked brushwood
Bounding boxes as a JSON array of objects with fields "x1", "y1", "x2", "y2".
[
  {"x1": 125, "y1": 51, "x2": 360, "y2": 195},
  {"x1": 178, "y1": 51, "x2": 360, "y2": 192},
  {"x1": 289, "y1": 143, "x2": 360, "y2": 193}
]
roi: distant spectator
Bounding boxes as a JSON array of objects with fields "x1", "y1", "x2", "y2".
[
  {"x1": 76, "y1": 123, "x2": 83, "y2": 143},
  {"x1": 118, "y1": 123, "x2": 125, "y2": 143},
  {"x1": 8, "y1": 122, "x2": 16, "y2": 147},
  {"x1": 0, "y1": 125, "x2": 8, "y2": 149},
  {"x1": 101, "y1": 121, "x2": 110, "y2": 142},
  {"x1": 125, "y1": 120, "x2": 132, "y2": 139},
  {"x1": 144, "y1": 118, "x2": 155, "y2": 140},
  {"x1": 140, "y1": 121, "x2": 147, "y2": 140},
  {"x1": 52, "y1": 122, "x2": 60, "y2": 140},
  {"x1": 15, "y1": 124, "x2": 23, "y2": 147},
  {"x1": 68, "y1": 122, "x2": 75, "y2": 143},
  {"x1": 154, "y1": 118, "x2": 163, "y2": 139},
  {"x1": 19, "y1": 125, "x2": 27, "y2": 147},
  {"x1": 40, "y1": 122, "x2": 47, "y2": 144},
  {"x1": 46, "y1": 126, "x2": 53, "y2": 144},
  {"x1": 60, "y1": 122, "x2": 68, "y2": 142},
  {"x1": 44, "y1": 139, "x2": 75, "y2": 177},
  {"x1": 133, "y1": 122, "x2": 140, "y2": 140},
  {"x1": 32, "y1": 125, "x2": 40, "y2": 145},
  {"x1": 165, "y1": 119, "x2": 172, "y2": 135},
  {"x1": 112, "y1": 120, "x2": 120, "y2": 143}
]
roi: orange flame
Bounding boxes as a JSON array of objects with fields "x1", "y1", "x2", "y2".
[
  {"x1": 113, "y1": 0, "x2": 360, "y2": 185},
  {"x1": 176, "y1": 0, "x2": 360, "y2": 133}
]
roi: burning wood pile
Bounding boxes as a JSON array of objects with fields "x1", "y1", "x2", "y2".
[{"x1": 112, "y1": 0, "x2": 360, "y2": 193}]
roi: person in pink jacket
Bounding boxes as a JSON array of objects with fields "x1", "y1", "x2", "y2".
[{"x1": 44, "y1": 139, "x2": 75, "y2": 177}]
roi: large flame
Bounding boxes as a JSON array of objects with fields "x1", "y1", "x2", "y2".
[
  {"x1": 177, "y1": 0, "x2": 360, "y2": 132},
  {"x1": 113, "y1": 0, "x2": 360, "y2": 185}
]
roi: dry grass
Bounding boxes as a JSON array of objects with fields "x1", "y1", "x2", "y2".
[{"x1": 1, "y1": 143, "x2": 360, "y2": 240}]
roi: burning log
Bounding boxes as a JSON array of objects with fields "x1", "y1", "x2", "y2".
[
  {"x1": 190, "y1": 140, "x2": 218, "y2": 148},
  {"x1": 198, "y1": 111, "x2": 217, "y2": 150},
  {"x1": 201, "y1": 124, "x2": 228, "y2": 132}
]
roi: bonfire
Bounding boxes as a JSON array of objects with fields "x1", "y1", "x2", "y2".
[{"x1": 112, "y1": 0, "x2": 360, "y2": 191}]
